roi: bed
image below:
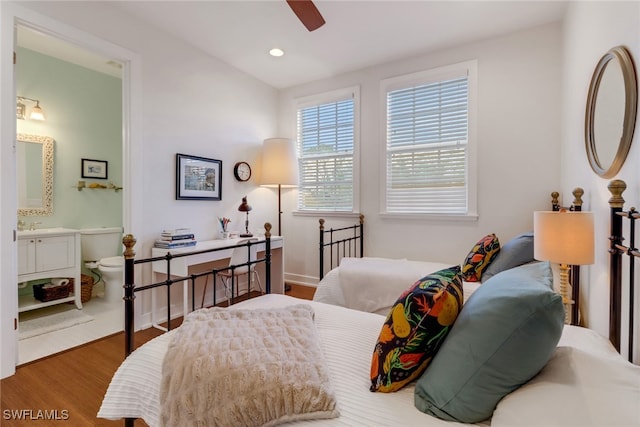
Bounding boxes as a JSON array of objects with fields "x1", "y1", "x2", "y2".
[{"x1": 98, "y1": 186, "x2": 640, "y2": 427}]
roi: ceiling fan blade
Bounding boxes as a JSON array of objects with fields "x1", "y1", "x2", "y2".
[{"x1": 286, "y1": 0, "x2": 326, "y2": 32}]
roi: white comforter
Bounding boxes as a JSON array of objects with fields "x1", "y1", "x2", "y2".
[{"x1": 99, "y1": 294, "x2": 640, "y2": 427}]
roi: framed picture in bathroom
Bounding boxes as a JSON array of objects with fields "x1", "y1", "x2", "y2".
[
  {"x1": 81, "y1": 158, "x2": 108, "y2": 179},
  {"x1": 175, "y1": 153, "x2": 222, "y2": 200}
]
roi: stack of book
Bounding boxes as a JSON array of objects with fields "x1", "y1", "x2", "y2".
[{"x1": 154, "y1": 228, "x2": 197, "y2": 249}]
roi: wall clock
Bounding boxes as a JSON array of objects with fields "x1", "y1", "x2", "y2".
[{"x1": 233, "y1": 161, "x2": 252, "y2": 182}]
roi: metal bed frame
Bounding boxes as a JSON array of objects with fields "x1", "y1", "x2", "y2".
[
  {"x1": 318, "y1": 214, "x2": 364, "y2": 280},
  {"x1": 607, "y1": 179, "x2": 637, "y2": 362}
]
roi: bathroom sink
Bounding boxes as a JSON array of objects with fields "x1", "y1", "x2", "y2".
[{"x1": 17, "y1": 227, "x2": 79, "y2": 237}]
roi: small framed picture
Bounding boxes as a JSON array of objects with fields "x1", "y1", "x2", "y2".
[
  {"x1": 81, "y1": 158, "x2": 108, "y2": 179},
  {"x1": 176, "y1": 153, "x2": 222, "y2": 200}
]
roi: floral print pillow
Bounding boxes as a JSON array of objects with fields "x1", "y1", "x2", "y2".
[
  {"x1": 461, "y1": 233, "x2": 501, "y2": 282},
  {"x1": 370, "y1": 266, "x2": 464, "y2": 393}
]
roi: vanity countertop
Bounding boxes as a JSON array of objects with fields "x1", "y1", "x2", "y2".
[{"x1": 17, "y1": 227, "x2": 79, "y2": 238}]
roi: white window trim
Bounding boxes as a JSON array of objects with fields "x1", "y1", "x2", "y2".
[
  {"x1": 378, "y1": 60, "x2": 478, "y2": 220},
  {"x1": 293, "y1": 85, "x2": 361, "y2": 214}
]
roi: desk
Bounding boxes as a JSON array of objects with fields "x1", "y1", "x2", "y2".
[{"x1": 150, "y1": 236, "x2": 283, "y2": 329}]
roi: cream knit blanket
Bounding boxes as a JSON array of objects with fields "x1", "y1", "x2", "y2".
[{"x1": 160, "y1": 304, "x2": 339, "y2": 427}]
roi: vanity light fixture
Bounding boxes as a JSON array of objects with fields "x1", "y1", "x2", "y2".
[{"x1": 16, "y1": 96, "x2": 45, "y2": 121}]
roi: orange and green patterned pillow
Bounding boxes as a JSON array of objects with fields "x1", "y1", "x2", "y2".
[
  {"x1": 461, "y1": 234, "x2": 500, "y2": 282},
  {"x1": 370, "y1": 266, "x2": 463, "y2": 393}
]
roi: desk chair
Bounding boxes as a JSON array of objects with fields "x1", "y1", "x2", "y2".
[{"x1": 201, "y1": 238, "x2": 262, "y2": 307}]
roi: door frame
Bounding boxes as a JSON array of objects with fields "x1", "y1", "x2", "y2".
[{"x1": 0, "y1": 2, "x2": 142, "y2": 378}]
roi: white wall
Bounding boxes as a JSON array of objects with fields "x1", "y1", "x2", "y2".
[
  {"x1": 562, "y1": 1, "x2": 640, "y2": 362},
  {"x1": 279, "y1": 23, "x2": 564, "y2": 285}
]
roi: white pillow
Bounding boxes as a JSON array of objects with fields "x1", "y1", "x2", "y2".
[{"x1": 492, "y1": 345, "x2": 640, "y2": 426}]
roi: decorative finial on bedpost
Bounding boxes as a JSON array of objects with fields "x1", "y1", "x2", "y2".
[
  {"x1": 608, "y1": 180, "x2": 626, "y2": 208},
  {"x1": 551, "y1": 192, "x2": 560, "y2": 211},
  {"x1": 359, "y1": 214, "x2": 364, "y2": 224},
  {"x1": 572, "y1": 188, "x2": 584, "y2": 208},
  {"x1": 122, "y1": 234, "x2": 136, "y2": 259},
  {"x1": 264, "y1": 222, "x2": 272, "y2": 239},
  {"x1": 319, "y1": 218, "x2": 325, "y2": 231}
]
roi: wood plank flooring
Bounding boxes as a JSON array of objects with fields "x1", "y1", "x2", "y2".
[{"x1": 0, "y1": 284, "x2": 315, "y2": 426}]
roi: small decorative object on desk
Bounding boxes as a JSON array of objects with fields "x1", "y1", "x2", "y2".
[
  {"x1": 217, "y1": 217, "x2": 231, "y2": 239},
  {"x1": 155, "y1": 227, "x2": 197, "y2": 248}
]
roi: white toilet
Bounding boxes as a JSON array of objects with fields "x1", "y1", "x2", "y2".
[{"x1": 80, "y1": 227, "x2": 124, "y2": 305}]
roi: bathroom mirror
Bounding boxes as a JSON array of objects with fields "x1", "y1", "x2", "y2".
[
  {"x1": 585, "y1": 46, "x2": 637, "y2": 178},
  {"x1": 17, "y1": 133, "x2": 54, "y2": 216}
]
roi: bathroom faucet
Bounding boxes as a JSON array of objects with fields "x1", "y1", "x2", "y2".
[
  {"x1": 17, "y1": 220, "x2": 25, "y2": 232},
  {"x1": 29, "y1": 221, "x2": 42, "y2": 231}
]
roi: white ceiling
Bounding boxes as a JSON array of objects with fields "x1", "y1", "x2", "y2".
[{"x1": 19, "y1": 1, "x2": 569, "y2": 89}]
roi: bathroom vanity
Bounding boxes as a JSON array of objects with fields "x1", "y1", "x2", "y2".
[{"x1": 17, "y1": 228, "x2": 82, "y2": 312}]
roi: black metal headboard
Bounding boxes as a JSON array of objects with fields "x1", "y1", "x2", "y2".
[{"x1": 319, "y1": 214, "x2": 364, "y2": 280}]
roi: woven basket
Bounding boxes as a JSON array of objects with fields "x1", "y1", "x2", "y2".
[
  {"x1": 68, "y1": 274, "x2": 94, "y2": 303},
  {"x1": 33, "y1": 283, "x2": 70, "y2": 302}
]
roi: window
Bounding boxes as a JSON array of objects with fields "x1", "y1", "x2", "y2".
[
  {"x1": 296, "y1": 87, "x2": 359, "y2": 212},
  {"x1": 382, "y1": 61, "x2": 477, "y2": 217}
]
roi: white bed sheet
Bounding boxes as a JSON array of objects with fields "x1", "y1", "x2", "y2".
[
  {"x1": 99, "y1": 294, "x2": 488, "y2": 426},
  {"x1": 99, "y1": 295, "x2": 640, "y2": 427}
]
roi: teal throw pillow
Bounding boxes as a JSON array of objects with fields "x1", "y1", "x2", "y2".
[
  {"x1": 414, "y1": 262, "x2": 563, "y2": 423},
  {"x1": 482, "y1": 232, "x2": 534, "y2": 282}
]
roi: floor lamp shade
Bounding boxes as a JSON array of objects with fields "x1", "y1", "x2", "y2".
[
  {"x1": 533, "y1": 211, "x2": 595, "y2": 265},
  {"x1": 261, "y1": 138, "x2": 298, "y2": 186}
]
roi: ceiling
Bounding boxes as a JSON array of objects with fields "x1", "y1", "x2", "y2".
[{"x1": 20, "y1": 1, "x2": 569, "y2": 89}]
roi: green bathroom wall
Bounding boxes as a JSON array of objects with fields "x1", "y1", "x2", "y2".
[{"x1": 16, "y1": 47, "x2": 123, "y2": 230}]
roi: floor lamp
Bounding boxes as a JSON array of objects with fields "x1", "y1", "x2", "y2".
[
  {"x1": 261, "y1": 137, "x2": 298, "y2": 293},
  {"x1": 260, "y1": 138, "x2": 298, "y2": 236}
]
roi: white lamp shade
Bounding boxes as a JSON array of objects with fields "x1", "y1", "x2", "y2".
[
  {"x1": 261, "y1": 138, "x2": 298, "y2": 186},
  {"x1": 533, "y1": 211, "x2": 595, "y2": 265}
]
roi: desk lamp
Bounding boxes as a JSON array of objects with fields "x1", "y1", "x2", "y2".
[
  {"x1": 533, "y1": 210, "x2": 594, "y2": 323},
  {"x1": 238, "y1": 196, "x2": 253, "y2": 237}
]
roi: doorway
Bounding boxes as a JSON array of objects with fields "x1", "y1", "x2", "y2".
[
  {"x1": 1, "y1": 4, "x2": 141, "y2": 378},
  {"x1": 16, "y1": 24, "x2": 124, "y2": 365}
]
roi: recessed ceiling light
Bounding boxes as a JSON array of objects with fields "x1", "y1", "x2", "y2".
[{"x1": 269, "y1": 48, "x2": 284, "y2": 57}]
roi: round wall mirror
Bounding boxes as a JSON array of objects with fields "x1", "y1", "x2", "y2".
[{"x1": 585, "y1": 46, "x2": 637, "y2": 178}]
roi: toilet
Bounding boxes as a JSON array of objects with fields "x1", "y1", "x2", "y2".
[{"x1": 80, "y1": 227, "x2": 124, "y2": 304}]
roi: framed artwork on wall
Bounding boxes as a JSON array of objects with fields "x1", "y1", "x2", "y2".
[
  {"x1": 81, "y1": 158, "x2": 108, "y2": 179},
  {"x1": 176, "y1": 153, "x2": 222, "y2": 200}
]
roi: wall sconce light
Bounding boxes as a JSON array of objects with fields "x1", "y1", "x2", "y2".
[
  {"x1": 238, "y1": 196, "x2": 253, "y2": 237},
  {"x1": 533, "y1": 210, "x2": 595, "y2": 323},
  {"x1": 16, "y1": 96, "x2": 45, "y2": 121}
]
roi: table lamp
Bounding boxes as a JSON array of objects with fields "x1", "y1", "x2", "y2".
[
  {"x1": 238, "y1": 196, "x2": 253, "y2": 237},
  {"x1": 533, "y1": 210, "x2": 594, "y2": 323},
  {"x1": 260, "y1": 137, "x2": 298, "y2": 236}
]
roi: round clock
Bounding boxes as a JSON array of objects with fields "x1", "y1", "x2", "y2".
[{"x1": 233, "y1": 161, "x2": 252, "y2": 182}]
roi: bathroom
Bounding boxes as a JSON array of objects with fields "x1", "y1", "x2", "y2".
[{"x1": 16, "y1": 26, "x2": 125, "y2": 364}]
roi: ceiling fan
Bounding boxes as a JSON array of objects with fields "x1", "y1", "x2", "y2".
[{"x1": 286, "y1": 0, "x2": 326, "y2": 32}]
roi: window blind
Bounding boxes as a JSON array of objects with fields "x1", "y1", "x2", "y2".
[
  {"x1": 386, "y1": 75, "x2": 469, "y2": 214},
  {"x1": 297, "y1": 96, "x2": 355, "y2": 211}
]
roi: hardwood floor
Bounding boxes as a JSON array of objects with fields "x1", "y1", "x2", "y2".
[{"x1": 0, "y1": 285, "x2": 315, "y2": 426}]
